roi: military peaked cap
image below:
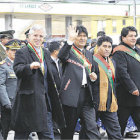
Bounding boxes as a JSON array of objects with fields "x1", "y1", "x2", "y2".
[
  {"x1": 25, "y1": 29, "x2": 30, "y2": 38},
  {"x1": 25, "y1": 29, "x2": 30, "y2": 35},
  {"x1": 0, "y1": 30, "x2": 15, "y2": 39},
  {"x1": 5, "y1": 39, "x2": 21, "y2": 50}
]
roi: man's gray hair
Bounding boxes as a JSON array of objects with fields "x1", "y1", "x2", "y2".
[{"x1": 29, "y1": 24, "x2": 46, "y2": 36}]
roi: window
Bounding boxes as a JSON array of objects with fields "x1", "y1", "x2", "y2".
[
  {"x1": 97, "y1": 20, "x2": 106, "y2": 32},
  {"x1": 112, "y1": 20, "x2": 116, "y2": 33}
]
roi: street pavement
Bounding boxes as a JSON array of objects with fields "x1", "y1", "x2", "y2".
[{"x1": 5, "y1": 130, "x2": 140, "y2": 140}]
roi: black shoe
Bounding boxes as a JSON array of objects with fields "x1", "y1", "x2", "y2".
[{"x1": 125, "y1": 132, "x2": 138, "y2": 138}]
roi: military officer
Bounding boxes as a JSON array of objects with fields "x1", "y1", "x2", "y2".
[
  {"x1": 0, "y1": 39, "x2": 20, "y2": 139},
  {"x1": 0, "y1": 30, "x2": 15, "y2": 61}
]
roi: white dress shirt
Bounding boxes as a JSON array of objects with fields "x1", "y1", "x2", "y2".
[{"x1": 51, "y1": 56, "x2": 60, "y2": 73}]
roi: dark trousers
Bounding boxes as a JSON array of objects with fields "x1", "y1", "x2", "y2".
[
  {"x1": 1, "y1": 106, "x2": 11, "y2": 140},
  {"x1": 61, "y1": 87, "x2": 101, "y2": 140},
  {"x1": 117, "y1": 106, "x2": 140, "y2": 136},
  {"x1": 43, "y1": 112, "x2": 54, "y2": 139},
  {"x1": 53, "y1": 121, "x2": 61, "y2": 140},
  {"x1": 97, "y1": 111, "x2": 123, "y2": 140},
  {"x1": 14, "y1": 112, "x2": 54, "y2": 140}
]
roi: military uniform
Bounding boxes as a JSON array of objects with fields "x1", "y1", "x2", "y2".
[
  {"x1": 0, "y1": 39, "x2": 20, "y2": 139},
  {"x1": 0, "y1": 58, "x2": 17, "y2": 106},
  {"x1": 0, "y1": 58, "x2": 17, "y2": 139},
  {"x1": 0, "y1": 43, "x2": 6, "y2": 61},
  {"x1": 0, "y1": 30, "x2": 15, "y2": 61}
]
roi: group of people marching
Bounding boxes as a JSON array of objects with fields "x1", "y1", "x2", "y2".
[{"x1": 0, "y1": 24, "x2": 140, "y2": 140}]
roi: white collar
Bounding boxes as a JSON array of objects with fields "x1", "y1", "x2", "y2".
[{"x1": 51, "y1": 56, "x2": 59, "y2": 63}]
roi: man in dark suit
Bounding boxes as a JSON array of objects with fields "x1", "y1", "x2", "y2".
[
  {"x1": 113, "y1": 26, "x2": 140, "y2": 137},
  {"x1": 58, "y1": 25, "x2": 100, "y2": 139},
  {"x1": 49, "y1": 41, "x2": 62, "y2": 92},
  {"x1": 48, "y1": 41, "x2": 62, "y2": 139},
  {"x1": 0, "y1": 39, "x2": 20, "y2": 139},
  {"x1": 11, "y1": 24, "x2": 65, "y2": 139}
]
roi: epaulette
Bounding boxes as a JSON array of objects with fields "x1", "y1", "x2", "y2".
[{"x1": 0, "y1": 60, "x2": 6, "y2": 65}]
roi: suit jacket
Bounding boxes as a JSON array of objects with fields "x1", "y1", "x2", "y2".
[
  {"x1": 11, "y1": 46, "x2": 65, "y2": 132},
  {"x1": 113, "y1": 42, "x2": 140, "y2": 107},
  {"x1": 58, "y1": 42, "x2": 99, "y2": 109},
  {"x1": 0, "y1": 43, "x2": 6, "y2": 61},
  {"x1": 0, "y1": 57, "x2": 17, "y2": 106},
  {"x1": 50, "y1": 57, "x2": 62, "y2": 92}
]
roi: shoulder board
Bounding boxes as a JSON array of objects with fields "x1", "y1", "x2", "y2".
[{"x1": 0, "y1": 60, "x2": 6, "y2": 65}]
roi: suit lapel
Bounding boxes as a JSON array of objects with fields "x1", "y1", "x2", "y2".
[
  {"x1": 43, "y1": 48, "x2": 51, "y2": 74},
  {"x1": 28, "y1": 47, "x2": 40, "y2": 62},
  {"x1": 135, "y1": 47, "x2": 140, "y2": 55},
  {"x1": 84, "y1": 49, "x2": 90, "y2": 60}
]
